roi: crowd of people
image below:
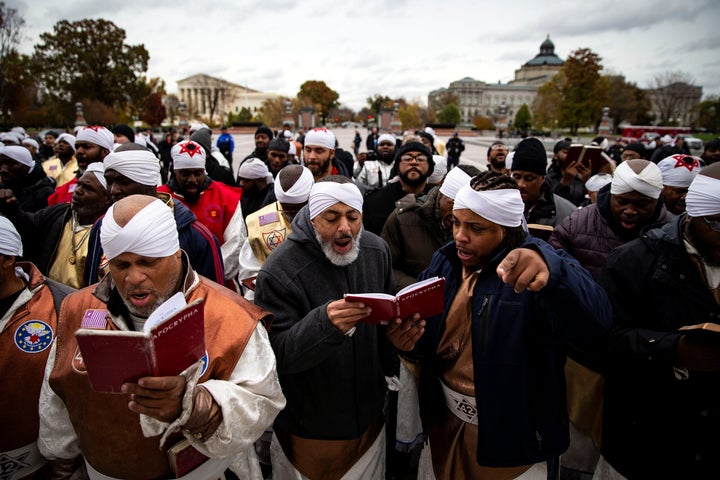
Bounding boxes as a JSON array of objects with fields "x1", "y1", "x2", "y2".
[{"x1": 1, "y1": 121, "x2": 719, "y2": 480}]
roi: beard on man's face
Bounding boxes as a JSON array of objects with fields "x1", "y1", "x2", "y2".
[
  {"x1": 314, "y1": 228, "x2": 363, "y2": 266},
  {"x1": 399, "y1": 167, "x2": 428, "y2": 187}
]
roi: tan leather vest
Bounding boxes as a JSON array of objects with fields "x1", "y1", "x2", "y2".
[
  {"x1": 49, "y1": 277, "x2": 268, "y2": 479},
  {"x1": 0, "y1": 263, "x2": 58, "y2": 451}
]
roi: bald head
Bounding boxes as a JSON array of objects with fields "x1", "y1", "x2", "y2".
[
  {"x1": 111, "y1": 194, "x2": 157, "y2": 228},
  {"x1": 278, "y1": 164, "x2": 305, "y2": 191}
]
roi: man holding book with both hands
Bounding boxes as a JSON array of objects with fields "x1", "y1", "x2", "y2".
[{"x1": 37, "y1": 194, "x2": 285, "y2": 480}]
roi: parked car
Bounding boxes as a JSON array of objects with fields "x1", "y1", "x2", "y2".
[{"x1": 681, "y1": 135, "x2": 703, "y2": 151}]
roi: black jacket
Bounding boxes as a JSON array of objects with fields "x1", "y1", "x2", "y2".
[
  {"x1": 599, "y1": 215, "x2": 720, "y2": 479},
  {"x1": 363, "y1": 182, "x2": 431, "y2": 236},
  {"x1": 2, "y1": 203, "x2": 71, "y2": 274},
  {"x1": 254, "y1": 206, "x2": 393, "y2": 439},
  {"x1": 11, "y1": 162, "x2": 55, "y2": 213},
  {"x1": 545, "y1": 161, "x2": 587, "y2": 207}
]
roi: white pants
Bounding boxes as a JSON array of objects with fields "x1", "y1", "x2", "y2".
[
  {"x1": 416, "y1": 442, "x2": 548, "y2": 480},
  {"x1": 270, "y1": 426, "x2": 386, "y2": 480}
]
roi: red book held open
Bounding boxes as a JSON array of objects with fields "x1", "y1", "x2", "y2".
[
  {"x1": 344, "y1": 276, "x2": 445, "y2": 325},
  {"x1": 75, "y1": 295, "x2": 205, "y2": 393}
]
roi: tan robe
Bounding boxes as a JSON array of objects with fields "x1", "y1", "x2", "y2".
[{"x1": 426, "y1": 272, "x2": 531, "y2": 480}]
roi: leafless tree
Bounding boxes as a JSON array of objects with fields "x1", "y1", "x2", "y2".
[
  {"x1": 0, "y1": 3, "x2": 25, "y2": 120},
  {"x1": 649, "y1": 71, "x2": 702, "y2": 125}
]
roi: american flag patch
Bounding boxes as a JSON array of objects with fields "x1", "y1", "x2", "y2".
[{"x1": 81, "y1": 309, "x2": 109, "y2": 329}]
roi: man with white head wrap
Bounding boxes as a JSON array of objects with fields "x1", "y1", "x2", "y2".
[
  {"x1": 42, "y1": 132, "x2": 77, "y2": 188},
  {"x1": 159, "y1": 140, "x2": 245, "y2": 289},
  {"x1": 255, "y1": 175, "x2": 421, "y2": 480},
  {"x1": 657, "y1": 154, "x2": 702, "y2": 215},
  {"x1": 238, "y1": 165, "x2": 315, "y2": 301},
  {"x1": 0, "y1": 145, "x2": 55, "y2": 213},
  {"x1": 38, "y1": 194, "x2": 285, "y2": 480},
  {"x1": 237, "y1": 157, "x2": 275, "y2": 217},
  {"x1": 598, "y1": 162, "x2": 720, "y2": 479},
  {"x1": 584, "y1": 173, "x2": 613, "y2": 204},
  {"x1": 549, "y1": 158, "x2": 675, "y2": 479},
  {"x1": 0, "y1": 216, "x2": 75, "y2": 479},
  {"x1": 383, "y1": 164, "x2": 481, "y2": 291},
  {"x1": 47, "y1": 126, "x2": 115, "y2": 207},
  {"x1": 354, "y1": 133, "x2": 397, "y2": 189},
  {"x1": 406, "y1": 170, "x2": 610, "y2": 480},
  {"x1": 84, "y1": 143, "x2": 225, "y2": 287},
  {"x1": 302, "y1": 127, "x2": 351, "y2": 180},
  {"x1": 0, "y1": 160, "x2": 111, "y2": 289}
]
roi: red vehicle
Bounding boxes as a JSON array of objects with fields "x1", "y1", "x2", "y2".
[{"x1": 621, "y1": 125, "x2": 691, "y2": 140}]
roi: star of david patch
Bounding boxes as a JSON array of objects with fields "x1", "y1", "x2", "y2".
[
  {"x1": 0, "y1": 451, "x2": 30, "y2": 480},
  {"x1": 14, "y1": 320, "x2": 53, "y2": 354},
  {"x1": 263, "y1": 228, "x2": 286, "y2": 250}
]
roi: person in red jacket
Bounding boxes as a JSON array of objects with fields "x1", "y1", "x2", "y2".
[{"x1": 159, "y1": 140, "x2": 245, "y2": 288}]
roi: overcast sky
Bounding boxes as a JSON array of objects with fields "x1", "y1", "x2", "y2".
[{"x1": 10, "y1": 0, "x2": 720, "y2": 111}]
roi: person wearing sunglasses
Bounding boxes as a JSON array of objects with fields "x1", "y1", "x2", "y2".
[{"x1": 598, "y1": 161, "x2": 720, "y2": 479}]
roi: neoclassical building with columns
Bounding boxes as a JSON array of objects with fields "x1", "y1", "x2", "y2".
[
  {"x1": 428, "y1": 36, "x2": 564, "y2": 124},
  {"x1": 176, "y1": 74, "x2": 282, "y2": 123}
]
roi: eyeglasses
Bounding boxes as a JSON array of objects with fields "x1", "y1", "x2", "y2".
[
  {"x1": 703, "y1": 217, "x2": 720, "y2": 232},
  {"x1": 490, "y1": 144, "x2": 508, "y2": 150},
  {"x1": 400, "y1": 154, "x2": 428, "y2": 164}
]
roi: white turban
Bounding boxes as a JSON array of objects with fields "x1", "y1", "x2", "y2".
[
  {"x1": 611, "y1": 161, "x2": 663, "y2": 199},
  {"x1": 189, "y1": 122, "x2": 209, "y2": 134},
  {"x1": 424, "y1": 127, "x2": 436, "y2": 137},
  {"x1": 22, "y1": 138, "x2": 39, "y2": 150},
  {"x1": 238, "y1": 158, "x2": 273, "y2": 183},
  {"x1": 1, "y1": 145, "x2": 34, "y2": 171},
  {"x1": 11, "y1": 126, "x2": 26, "y2": 139},
  {"x1": 100, "y1": 198, "x2": 179, "y2": 260},
  {"x1": 308, "y1": 182, "x2": 363, "y2": 219},
  {"x1": 585, "y1": 173, "x2": 613, "y2": 192},
  {"x1": 77, "y1": 126, "x2": 115, "y2": 152},
  {"x1": 378, "y1": 133, "x2": 396, "y2": 146},
  {"x1": 686, "y1": 174, "x2": 720, "y2": 218},
  {"x1": 56, "y1": 133, "x2": 76, "y2": 151},
  {"x1": 288, "y1": 142, "x2": 296, "y2": 155},
  {"x1": 171, "y1": 141, "x2": 206, "y2": 170},
  {"x1": 304, "y1": 128, "x2": 336, "y2": 150},
  {"x1": 104, "y1": 148, "x2": 160, "y2": 186},
  {"x1": 275, "y1": 167, "x2": 314, "y2": 204},
  {"x1": 427, "y1": 155, "x2": 447, "y2": 185},
  {"x1": 0, "y1": 216, "x2": 22, "y2": 256},
  {"x1": 85, "y1": 162, "x2": 107, "y2": 191},
  {"x1": 134, "y1": 135, "x2": 147, "y2": 148},
  {"x1": 658, "y1": 154, "x2": 702, "y2": 188},
  {"x1": 661, "y1": 134, "x2": 673, "y2": 144},
  {"x1": 453, "y1": 184, "x2": 525, "y2": 228},
  {"x1": 439, "y1": 165, "x2": 471, "y2": 200},
  {"x1": 0, "y1": 132, "x2": 19, "y2": 144}
]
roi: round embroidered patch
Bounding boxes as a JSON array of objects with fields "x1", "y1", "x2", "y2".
[
  {"x1": 14, "y1": 320, "x2": 53, "y2": 353},
  {"x1": 203, "y1": 204, "x2": 223, "y2": 223}
]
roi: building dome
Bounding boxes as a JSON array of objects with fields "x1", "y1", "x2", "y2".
[{"x1": 525, "y1": 35, "x2": 563, "y2": 66}]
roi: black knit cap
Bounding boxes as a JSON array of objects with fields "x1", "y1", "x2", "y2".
[
  {"x1": 511, "y1": 138, "x2": 548, "y2": 176},
  {"x1": 393, "y1": 141, "x2": 435, "y2": 176},
  {"x1": 624, "y1": 142, "x2": 646, "y2": 157},
  {"x1": 112, "y1": 124, "x2": 135, "y2": 143},
  {"x1": 255, "y1": 125, "x2": 273, "y2": 139},
  {"x1": 553, "y1": 139, "x2": 572, "y2": 154},
  {"x1": 268, "y1": 137, "x2": 290, "y2": 153}
]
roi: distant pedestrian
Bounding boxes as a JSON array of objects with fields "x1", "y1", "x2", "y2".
[
  {"x1": 445, "y1": 132, "x2": 465, "y2": 170},
  {"x1": 217, "y1": 125, "x2": 235, "y2": 168},
  {"x1": 353, "y1": 129, "x2": 362, "y2": 157}
]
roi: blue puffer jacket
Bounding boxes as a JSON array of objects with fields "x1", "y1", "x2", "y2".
[{"x1": 416, "y1": 236, "x2": 612, "y2": 467}]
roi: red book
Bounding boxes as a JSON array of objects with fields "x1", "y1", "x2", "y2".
[
  {"x1": 344, "y1": 277, "x2": 445, "y2": 325},
  {"x1": 562, "y1": 144, "x2": 613, "y2": 175},
  {"x1": 75, "y1": 298, "x2": 205, "y2": 393},
  {"x1": 167, "y1": 439, "x2": 210, "y2": 478}
]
